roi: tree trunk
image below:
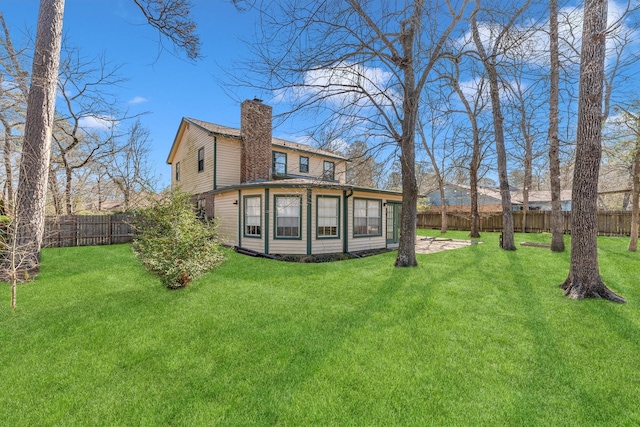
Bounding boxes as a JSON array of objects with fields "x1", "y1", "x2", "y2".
[
  {"x1": 628, "y1": 147, "x2": 640, "y2": 251},
  {"x1": 561, "y1": 0, "x2": 624, "y2": 303},
  {"x1": 65, "y1": 165, "x2": 73, "y2": 214},
  {"x1": 548, "y1": 0, "x2": 565, "y2": 252},
  {"x1": 48, "y1": 164, "x2": 63, "y2": 216},
  {"x1": 123, "y1": 189, "x2": 131, "y2": 211},
  {"x1": 395, "y1": 17, "x2": 419, "y2": 268},
  {"x1": 450, "y1": 62, "x2": 481, "y2": 238},
  {"x1": 419, "y1": 121, "x2": 447, "y2": 235},
  {"x1": 522, "y1": 134, "x2": 532, "y2": 233},
  {"x1": 10, "y1": 0, "x2": 65, "y2": 274},
  {"x1": 469, "y1": 155, "x2": 480, "y2": 238},
  {"x1": 1, "y1": 118, "x2": 14, "y2": 212},
  {"x1": 439, "y1": 181, "x2": 447, "y2": 234},
  {"x1": 471, "y1": 11, "x2": 515, "y2": 250},
  {"x1": 11, "y1": 276, "x2": 17, "y2": 308},
  {"x1": 488, "y1": 70, "x2": 515, "y2": 250},
  {"x1": 396, "y1": 146, "x2": 418, "y2": 267}
]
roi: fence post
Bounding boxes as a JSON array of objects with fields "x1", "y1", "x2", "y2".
[{"x1": 107, "y1": 214, "x2": 112, "y2": 245}]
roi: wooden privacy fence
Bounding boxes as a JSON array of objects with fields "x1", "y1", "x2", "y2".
[
  {"x1": 417, "y1": 210, "x2": 633, "y2": 236},
  {"x1": 43, "y1": 214, "x2": 135, "y2": 248}
]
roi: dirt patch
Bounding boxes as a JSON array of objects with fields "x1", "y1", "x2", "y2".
[
  {"x1": 415, "y1": 237, "x2": 481, "y2": 254},
  {"x1": 520, "y1": 241, "x2": 552, "y2": 248}
]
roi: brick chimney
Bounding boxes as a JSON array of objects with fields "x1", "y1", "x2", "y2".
[{"x1": 241, "y1": 98, "x2": 272, "y2": 183}]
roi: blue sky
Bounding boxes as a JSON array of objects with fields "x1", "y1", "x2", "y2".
[
  {"x1": 3, "y1": 0, "x2": 268, "y2": 189},
  {"x1": 3, "y1": 1, "x2": 639, "y2": 192}
]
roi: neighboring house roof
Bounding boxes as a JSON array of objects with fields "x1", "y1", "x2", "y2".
[
  {"x1": 427, "y1": 183, "x2": 511, "y2": 205},
  {"x1": 209, "y1": 178, "x2": 403, "y2": 197},
  {"x1": 427, "y1": 183, "x2": 573, "y2": 205},
  {"x1": 511, "y1": 189, "x2": 572, "y2": 203},
  {"x1": 166, "y1": 117, "x2": 348, "y2": 164},
  {"x1": 474, "y1": 185, "x2": 504, "y2": 202}
]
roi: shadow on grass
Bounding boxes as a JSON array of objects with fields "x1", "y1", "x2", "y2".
[
  {"x1": 226, "y1": 267, "x2": 416, "y2": 423},
  {"x1": 505, "y1": 252, "x2": 578, "y2": 425}
]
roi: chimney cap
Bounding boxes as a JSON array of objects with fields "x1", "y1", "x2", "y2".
[{"x1": 252, "y1": 97, "x2": 263, "y2": 103}]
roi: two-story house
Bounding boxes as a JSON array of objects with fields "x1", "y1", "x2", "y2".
[{"x1": 166, "y1": 98, "x2": 402, "y2": 256}]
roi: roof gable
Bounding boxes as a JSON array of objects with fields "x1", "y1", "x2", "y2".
[{"x1": 166, "y1": 117, "x2": 348, "y2": 165}]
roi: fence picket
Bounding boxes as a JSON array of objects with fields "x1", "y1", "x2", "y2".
[
  {"x1": 43, "y1": 214, "x2": 135, "y2": 248},
  {"x1": 417, "y1": 210, "x2": 631, "y2": 236}
]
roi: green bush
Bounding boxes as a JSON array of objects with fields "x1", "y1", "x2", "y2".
[{"x1": 131, "y1": 191, "x2": 224, "y2": 289}]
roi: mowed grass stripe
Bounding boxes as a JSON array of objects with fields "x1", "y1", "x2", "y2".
[{"x1": 1, "y1": 230, "x2": 639, "y2": 426}]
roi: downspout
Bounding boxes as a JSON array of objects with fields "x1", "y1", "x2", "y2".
[
  {"x1": 307, "y1": 188, "x2": 312, "y2": 255},
  {"x1": 343, "y1": 188, "x2": 354, "y2": 253},
  {"x1": 237, "y1": 189, "x2": 242, "y2": 248},
  {"x1": 264, "y1": 188, "x2": 270, "y2": 254},
  {"x1": 213, "y1": 136, "x2": 217, "y2": 190}
]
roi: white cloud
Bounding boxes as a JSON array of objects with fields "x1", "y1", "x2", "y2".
[
  {"x1": 78, "y1": 115, "x2": 118, "y2": 131},
  {"x1": 128, "y1": 96, "x2": 148, "y2": 105},
  {"x1": 290, "y1": 134, "x2": 348, "y2": 155},
  {"x1": 458, "y1": 77, "x2": 488, "y2": 103},
  {"x1": 1, "y1": 80, "x2": 16, "y2": 91},
  {"x1": 456, "y1": 0, "x2": 639, "y2": 68},
  {"x1": 274, "y1": 61, "x2": 399, "y2": 109}
]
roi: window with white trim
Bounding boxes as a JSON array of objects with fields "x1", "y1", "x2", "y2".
[
  {"x1": 317, "y1": 196, "x2": 339, "y2": 238},
  {"x1": 244, "y1": 196, "x2": 261, "y2": 237},
  {"x1": 353, "y1": 198, "x2": 381, "y2": 236},
  {"x1": 175, "y1": 162, "x2": 180, "y2": 181},
  {"x1": 197, "y1": 147, "x2": 204, "y2": 172},
  {"x1": 275, "y1": 196, "x2": 301, "y2": 238},
  {"x1": 323, "y1": 161, "x2": 335, "y2": 180},
  {"x1": 300, "y1": 156, "x2": 309, "y2": 173},
  {"x1": 273, "y1": 152, "x2": 287, "y2": 176}
]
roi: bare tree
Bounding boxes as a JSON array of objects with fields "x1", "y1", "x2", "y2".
[
  {"x1": 47, "y1": 150, "x2": 64, "y2": 215},
  {"x1": 444, "y1": 57, "x2": 489, "y2": 238},
  {"x1": 238, "y1": 0, "x2": 472, "y2": 267},
  {"x1": 604, "y1": 107, "x2": 640, "y2": 251},
  {"x1": 344, "y1": 140, "x2": 383, "y2": 188},
  {"x1": 53, "y1": 46, "x2": 126, "y2": 214},
  {"x1": 10, "y1": 0, "x2": 65, "y2": 274},
  {"x1": 630, "y1": 136, "x2": 640, "y2": 252},
  {"x1": 9, "y1": 0, "x2": 200, "y2": 276},
  {"x1": 132, "y1": 0, "x2": 200, "y2": 60},
  {"x1": 560, "y1": 0, "x2": 624, "y2": 303},
  {"x1": 548, "y1": 0, "x2": 565, "y2": 252},
  {"x1": 2, "y1": 213, "x2": 34, "y2": 308},
  {"x1": 470, "y1": 0, "x2": 532, "y2": 250},
  {"x1": 417, "y1": 93, "x2": 457, "y2": 234},
  {"x1": 103, "y1": 119, "x2": 156, "y2": 211},
  {"x1": 0, "y1": 12, "x2": 30, "y2": 214},
  {"x1": 503, "y1": 75, "x2": 547, "y2": 232}
]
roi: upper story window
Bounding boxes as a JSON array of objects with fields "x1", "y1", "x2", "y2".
[
  {"x1": 273, "y1": 151, "x2": 287, "y2": 176},
  {"x1": 300, "y1": 156, "x2": 309, "y2": 173},
  {"x1": 323, "y1": 161, "x2": 335, "y2": 181},
  {"x1": 175, "y1": 162, "x2": 181, "y2": 181},
  {"x1": 197, "y1": 147, "x2": 204, "y2": 172},
  {"x1": 353, "y1": 198, "x2": 381, "y2": 236}
]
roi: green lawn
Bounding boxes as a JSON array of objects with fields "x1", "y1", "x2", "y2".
[{"x1": 1, "y1": 230, "x2": 639, "y2": 426}]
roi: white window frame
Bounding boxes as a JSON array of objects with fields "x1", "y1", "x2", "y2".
[
  {"x1": 317, "y1": 196, "x2": 339, "y2": 238},
  {"x1": 353, "y1": 198, "x2": 381, "y2": 237},
  {"x1": 244, "y1": 196, "x2": 262, "y2": 238},
  {"x1": 274, "y1": 195, "x2": 301, "y2": 239}
]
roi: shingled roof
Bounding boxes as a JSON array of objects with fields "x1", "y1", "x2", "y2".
[{"x1": 183, "y1": 117, "x2": 348, "y2": 161}]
